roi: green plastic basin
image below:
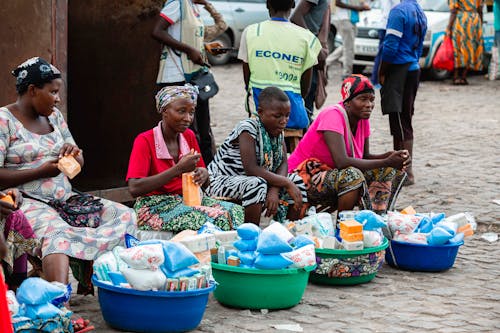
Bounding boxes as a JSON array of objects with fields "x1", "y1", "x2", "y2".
[
  {"x1": 211, "y1": 263, "x2": 315, "y2": 309},
  {"x1": 310, "y1": 238, "x2": 389, "y2": 285}
]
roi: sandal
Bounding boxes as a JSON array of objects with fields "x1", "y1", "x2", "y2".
[
  {"x1": 72, "y1": 317, "x2": 95, "y2": 332},
  {"x1": 460, "y1": 78, "x2": 469, "y2": 85},
  {"x1": 452, "y1": 78, "x2": 461, "y2": 85}
]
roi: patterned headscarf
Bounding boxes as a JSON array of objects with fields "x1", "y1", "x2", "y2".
[
  {"x1": 155, "y1": 84, "x2": 198, "y2": 113},
  {"x1": 341, "y1": 74, "x2": 374, "y2": 102},
  {"x1": 12, "y1": 57, "x2": 61, "y2": 93}
]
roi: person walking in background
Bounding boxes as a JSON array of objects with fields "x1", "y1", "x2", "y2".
[
  {"x1": 370, "y1": 0, "x2": 400, "y2": 86},
  {"x1": 291, "y1": 0, "x2": 330, "y2": 117},
  {"x1": 379, "y1": 0, "x2": 427, "y2": 186},
  {"x1": 446, "y1": 0, "x2": 484, "y2": 85},
  {"x1": 238, "y1": 0, "x2": 321, "y2": 130},
  {"x1": 152, "y1": 0, "x2": 227, "y2": 164},
  {"x1": 332, "y1": 0, "x2": 371, "y2": 78}
]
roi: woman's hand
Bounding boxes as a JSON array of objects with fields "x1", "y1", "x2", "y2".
[
  {"x1": 399, "y1": 149, "x2": 412, "y2": 172},
  {"x1": 193, "y1": 167, "x2": 209, "y2": 186},
  {"x1": 186, "y1": 47, "x2": 205, "y2": 66},
  {"x1": 264, "y1": 187, "x2": 280, "y2": 217},
  {"x1": 176, "y1": 152, "x2": 201, "y2": 174},
  {"x1": 58, "y1": 143, "x2": 81, "y2": 158},
  {"x1": 38, "y1": 159, "x2": 61, "y2": 178},
  {"x1": 384, "y1": 151, "x2": 408, "y2": 170},
  {"x1": 0, "y1": 189, "x2": 18, "y2": 218},
  {"x1": 285, "y1": 180, "x2": 303, "y2": 211}
]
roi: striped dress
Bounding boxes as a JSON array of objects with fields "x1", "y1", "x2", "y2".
[
  {"x1": 207, "y1": 119, "x2": 307, "y2": 220},
  {"x1": 449, "y1": 0, "x2": 484, "y2": 70}
]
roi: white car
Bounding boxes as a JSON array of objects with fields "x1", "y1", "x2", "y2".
[
  {"x1": 351, "y1": 0, "x2": 495, "y2": 79},
  {"x1": 202, "y1": 0, "x2": 337, "y2": 65}
]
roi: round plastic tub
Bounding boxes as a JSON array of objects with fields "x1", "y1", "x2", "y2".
[
  {"x1": 211, "y1": 263, "x2": 315, "y2": 309},
  {"x1": 385, "y1": 240, "x2": 463, "y2": 272},
  {"x1": 92, "y1": 276, "x2": 215, "y2": 333},
  {"x1": 310, "y1": 238, "x2": 389, "y2": 285}
]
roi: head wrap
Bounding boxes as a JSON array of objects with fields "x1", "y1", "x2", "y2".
[
  {"x1": 155, "y1": 84, "x2": 199, "y2": 113},
  {"x1": 12, "y1": 57, "x2": 61, "y2": 93},
  {"x1": 341, "y1": 74, "x2": 374, "y2": 102}
]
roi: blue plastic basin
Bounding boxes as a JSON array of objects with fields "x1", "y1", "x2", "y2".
[
  {"x1": 92, "y1": 276, "x2": 215, "y2": 333},
  {"x1": 385, "y1": 240, "x2": 463, "y2": 272}
]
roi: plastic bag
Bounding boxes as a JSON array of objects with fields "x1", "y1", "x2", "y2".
[
  {"x1": 237, "y1": 223, "x2": 261, "y2": 240},
  {"x1": 355, "y1": 210, "x2": 386, "y2": 230},
  {"x1": 234, "y1": 238, "x2": 257, "y2": 251},
  {"x1": 427, "y1": 227, "x2": 454, "y2": 245},
  {"x1": 433, "y1": 36, "x2": 454, "y2": 71},
  {"x1": 238, "y1": 250, "x2": 257, "y2": 266},
  {"x1": 256, "y1": 232, "x2": 293, "y2": 254},
  {"x1": 119, "y1": 243, "x2": 165, "y2": 271},
  {"x1": 264, "y1": 222, "x2": 295, "y2": 243},
  {"x1": 387, "y1": 211, "x2": 422, "y2": 235},
  {"x1": 281, "y1": 244, "x2": 316, "y2": 268},
  {"x1": 121, "y1": 268, "x2": 167, "y2": 291},
  {"x1": 254, "y1": 253, "x2": 293, "y2": 270},
  {"x1": 16, "y1": 278, "x2": 65, "y2": 305},
  {"x1": 140, "y1": 240, "x2": 199, "y2": 272},
  {"x1": 7, "y1": 290, "x2": 19, "y2": 317},
  {"x1": 291, "y1": 235, "x2": 315, "y2": 248}
]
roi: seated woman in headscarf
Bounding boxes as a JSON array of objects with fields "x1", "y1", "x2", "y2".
[
  {"x1": 288, "y1": 75, "x2": 410, "y2": 214},
  {"x1": 206, "y1": 87, "x2": 307, "y2": 225},
  {"x1": 0, "y1": 57, "x2": 136, "y2": 331},
  {"x1": 126, "y1": 85, "x2": 243, "y2": 232}
]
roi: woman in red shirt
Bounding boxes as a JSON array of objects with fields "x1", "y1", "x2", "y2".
[{"x1": 126, "y1": 85, "x2": 243, "y2": 232}]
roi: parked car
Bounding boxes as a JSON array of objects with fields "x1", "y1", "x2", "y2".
[
  {"x1": 201, "y1": 0, "x2": 337, "y2": 65},
  {"x1": 349, "y1": 0, "x2": 495, "y2": 79}
]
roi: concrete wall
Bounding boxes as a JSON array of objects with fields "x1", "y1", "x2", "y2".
[
  {"x1": 0, "y1": 0, "x2": 67, "y2": 116},
  {"x1": 1, "y1": 0, "x2": 166, "y2": 192}
]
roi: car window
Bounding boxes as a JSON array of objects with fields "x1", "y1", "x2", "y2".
[
  {"x1": 419, "y1": 0, "x2": 448, "y2": 12},
  {"x1": 229, "y1": 0, "x2": 266, "y2": 3}
]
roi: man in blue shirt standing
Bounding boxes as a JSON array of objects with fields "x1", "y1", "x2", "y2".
[{"x1": 379, "y1": 0, "x2": 427, "y2": 186}]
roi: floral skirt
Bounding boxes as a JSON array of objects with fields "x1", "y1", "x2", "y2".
[
  {"x1": 134, "y1": 194, "x2": 244, "y2": 232},
  {"x1": 293, "y1": 158, "x2": 406, "y2": 214}
]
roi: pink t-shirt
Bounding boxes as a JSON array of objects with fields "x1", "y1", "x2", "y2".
[{"x1": 287, "y1": 103, "x2": 371, "y2": 172}]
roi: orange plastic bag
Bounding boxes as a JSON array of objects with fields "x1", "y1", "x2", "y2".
[
  {"x1": 432, "y1": 36, "x2": 454, "y2": 72},
  {"x1": 182, "y1": 172, "x2": 201, "y2": 206}
]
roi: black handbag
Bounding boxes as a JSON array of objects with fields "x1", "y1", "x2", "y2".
[
  {"x1": 23, "y1": 190, "x2": 103, "y2": 228},
  {"x1": 190, "y1": 68, "x2": 219, "y2": 101}
]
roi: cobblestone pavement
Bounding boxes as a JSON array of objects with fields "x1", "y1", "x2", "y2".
[{"x1": 72, "y1": 64, "x2": 500, "y2": 332}]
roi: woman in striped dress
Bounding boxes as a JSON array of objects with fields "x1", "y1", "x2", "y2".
[
  {"x1": 447, "y1": 0, "x2": 484, "y2": 85},
  {"x1": 207, "y1": 87, "x2": 307, "y2": 225}
]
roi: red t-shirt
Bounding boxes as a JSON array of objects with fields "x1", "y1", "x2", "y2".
[{"x1": 126, "y1": 128, "x2": 205, "y2": 196}]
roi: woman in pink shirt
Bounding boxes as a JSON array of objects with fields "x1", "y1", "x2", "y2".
[{"x1": 288, "y1": 75, "x2": 410, "y2": 214}]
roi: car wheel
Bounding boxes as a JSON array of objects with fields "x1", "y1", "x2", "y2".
[
  {"x1": 353, "y1": 65, "x2": 366, "y2": 74},
  {"x1": 207, "y1": 32, "x2": 232, "y2": 66},
  {"x1": 427, "y1": 67, "x2": 451, "y2": 80}
]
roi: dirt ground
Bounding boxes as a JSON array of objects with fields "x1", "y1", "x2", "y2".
[{"x1": 70, "y1": 63, "x2": 500, "y2": 332}]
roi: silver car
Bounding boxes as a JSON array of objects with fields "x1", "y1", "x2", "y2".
[{"x1": 351, "y1": 0, "x2": 495, "y2": 79}]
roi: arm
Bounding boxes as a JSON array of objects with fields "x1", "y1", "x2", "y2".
[
  {"x1": 316, "y1": 6, "x2": 331, "y2": 69},
  {"x1": 242, "y1": 62, "x2": 250, "y2": 91},
  {"x1": 336, "y1": 0, "x2": 370, "y2": 11},
  {"x1": 200, "y1": 0, "x2": 228, "y2": 41},
  {"x1": 0, "y1": 163, "x2": 61, "y2": 189},
  {"x1": 300, "y1": 67, "x2": 313, "y2": 98},
  {"x1": 446, "y1": 9, "x2": 457, "y2": 36},
  {"x1": 151, "y1": 11, "x2": 204, "y2": 65},
  {"x1": 323, "y1": 131, "x2": 406, "y2": 171},
  {"x1": 128, "y1": 152, "x2": 202, "y2": 197},
  {"x1": 290, "y1": 0, "x2": 313, "y2": 28},
  {"x1": 239, "y1": 132, "x2": 291, "y2": 187},
  {"x1": 264, "y1": 140, "x2": 289, "y2": 217}
]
